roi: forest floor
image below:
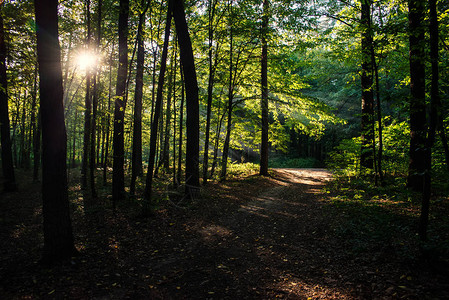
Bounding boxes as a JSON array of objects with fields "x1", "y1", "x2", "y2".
[{"x1": 1, "y1": 168, "x2": 449, "y2": 299}]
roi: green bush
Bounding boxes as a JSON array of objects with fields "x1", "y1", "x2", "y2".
[{"x1": 327, "y1": 118, "x2": 410, "y2": 178}]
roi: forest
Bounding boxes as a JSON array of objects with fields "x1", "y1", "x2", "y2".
[{"x1": 1, "y1": 0, "x2": 449, "y2": 298}]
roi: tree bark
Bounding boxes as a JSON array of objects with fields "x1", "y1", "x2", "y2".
[
  {"x1": 144, "y1": 0, "x2": 173, "y2": 207},
  {"x1": 202, "y1": 0, "x2": 217, "y2": 184},
  {"x1": 407, "y1": 0, "x2": 427, "y2": 191},
  {"x1": 112, "y1": 0, "x2": 129, "y2": 206},
  {"x1": 103, "y1": 44, "x2": 114, "y2": 185},
  {"x1": 177, "y1": 67, "x2": 185, "y2": 185},
  {"x1": 82, "y1": 0, "x2": 92, "y2": 191},
  {"x1": 360, "y1": 0, "x2": 374, "y2": 171},
  {"x1": 220, "y1": 1, "x2": 233, "y2": 181},
  {"x1": 0, "y1": 5, "x2": 17, "y2": 192},
  {"x1": 130, "y1": 1, "x2": 149, "y2": 196},
  {"x1": 34, "y1": 0, "x2": 77, "y2": 263},
  {"x1": 259, "y1": 0, "x2": 269, "y2": 176},
  {"x1": 420, "y1": 0, "x2": 439, "y2": 241},
  {"x1": 173, "y1": 0, "x2": 200, "y2": 198}
]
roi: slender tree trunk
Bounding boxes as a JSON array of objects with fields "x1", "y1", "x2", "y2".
[
  {"x1": 210, "y1": 107, "x2": 225, "y2": 178},
  {"x1": 161, "y1": 50, "x2": 175, "y2": 170},
  {"x1": 420, "y1": 0, "x2": 439, "y2": 241},
  {"x1": 89, "y1": 0, "x2": 102, "y2": 199},
  {"x1": 130, "y1": 1, "x2": 149, "y2": 196},
  {"x1": 173, "y1": 0, "x2": 200, "y2": 198},
  {"x1": 20, "y1": 101, "x2": 29, "y2": 169},
  {"x1": 144, "y1": 0, "x2": 173, "y2": 208},
  {"x1": 360, "y1": 0, "x2": 374, "y2": 171},
  {"x1": 82, "y1": 0, "x2": 92, "y2": 190},
  {"x1": 202, "y1": 0, "x2": 217, "y2": 184},
  {"x1": 372, "y1": 53, "x2": 383, "y2": 184},
  {"x1": 407, "y1": 0, "x2": 427, "y2": 191},
  {"x1": 0, "y1": 5, "x2": 17, "y2": 191},
  {"x1": 35, "y1": 0, "x2": 77, "y2": 263},
  {"x1": 71, "y1": 109, "x2": 77, "y2": 167},
  {"x1": 103, "y1": 45, "x2": 114, "y2": 185},
  {"x1": 220, "y1": 2, "x2": 233, "y2": 181},
  {"x1": 172, "y1": 54, "x2": 178, "y2": 186},
  {"x1": 177, "y1": 67, "x2": 184, "y2": 185},
  {"x1": 259, "y1": 0, "x2": 269, "y2": 176},
  {"x1": 113, "y1": 0, "x2": 129, "y2": 206},
  {"x1": 31, "y1": 64, "x2": 41, "y2": 181}
]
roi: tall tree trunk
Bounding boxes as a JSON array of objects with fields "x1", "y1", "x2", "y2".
[
  {"x1": 420, "y1": 0, "x2": 439, "y2": 241},
  {"x1": 130, "y1": 3, "x2": 148, "y2": 197},
  {"x1": 360, "y1": 0, "x2": 374, "y2": 171},
  {"x1": 34, "y1": 0, "x2": 77, "y2": 263},
  {"x1": 31, "y1": 64, "x2": 41, "y2": 182},
  {"x1": 372, "y1": 52, "x2": 383, "y2": 184},
  {"x1": 89, "y1": 0, "x2": 102, "y2": 199},
  {"x1": 407, "y1": 0, "x2": 427, "y2": 191},
  {"x1": 202, "y1": 0, "x2": 217, "y2": 184},
  {"x1": 112, "y1": 0, "x2": 129, "y2": 206},
  {"x1": 103, "y1": 44, "x2": 114, "y2": 185},
  {"x1": 173, "y1": 0, "x2": 200, "y2": 198},
  {"x1": 82, "y1": 0, "x2": 92, "y2": 190},
  {"x1": 259, "y1": 0, "x2": 269, "y2": 176},
  {"x1": 220, "y1": 1, "x2": 233, "y2": 181},
  {"x1": 172, "y1": 53, "x2": 178, "y2": 186},
  {"x1": 144, "y1": 0, "x2": 173, "y2": 208},
  {"x1": 161, "y1": 50, "x2": 175, "y2": 170},
  {"x1": 0, "y1": 5, "x2": 17, "y2": 192},
  {"x1": 177, "y1": 67, "x2": 185, "y2": 185}
]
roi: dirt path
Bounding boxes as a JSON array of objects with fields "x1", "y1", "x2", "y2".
[{"x1": 1, "y1": 168, "x2": 447, "y2": 299}]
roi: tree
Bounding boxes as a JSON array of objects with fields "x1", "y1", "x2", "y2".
[
  {"x1": 112, "y1": 0, "x2": 129, "y2": 206},
  {"x1": 420, "y1": 0, "x2": 439, "y2": 241},
  {"x1": 202, "y1": 0, "x2": 219, "y2": 184},
  {"x1": 259, "y1": 0, "x2": 269, "y2": 176},
  {"x1": 34, "y1": 0, "x2": 77, "y2": 263},
  {"x1": 0, "y1": 2, "x2": 17, "y2": 192},
  {"x1": 130, "y1": 0, "x2": 150, "y2": 197},
  {"x1": 81, "y1": 0, "x2": 92, "y2": 191},
  {"x1": 407, "y1": 0, "x2": 426, "y2": 191},
  {"x1": 360, "y1": 0, "x2": 374, "y2": 171},
  {"x1": 144, "y1": 0, "x2": 173, "y2": 207},
  {"x1": 173, "y1": 0, "x2": 200, "y2": 198}
]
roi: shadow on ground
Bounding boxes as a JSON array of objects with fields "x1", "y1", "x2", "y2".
[{"x1": 1, "y1": 168, "x2": 448, "y2": 299}]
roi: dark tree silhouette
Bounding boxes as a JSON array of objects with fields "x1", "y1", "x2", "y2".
[
  {"x1": 420, "y1": 0, "x2": 439, "y2": 241},
  {"x1": 34, "y1": 0, "x2": 77, "y2": 263},
  {"x1": 0, "y1": 3, "x2": 17, "y2": 192},
  {"x1": 259, "y1": 0, "x2": 269, "y2": 176},
  {"x1": 112, "y1": 0, "x2": 129, "y2": 206},
  {"x1": 407, "y1": 0, "x2": 426, "y2": 191},
  {"x1": 144, "y1": 0, "x2": 173, "y2": 207},
  {"x1": 360, "y1": 0, "x2": 374, "y2": 171},
  {"x1": 173, "y1": 0, "x2": 200, "y2": 198},
  {"x1": 130, "y1": 0, "x2": 150, "y2": 196}
]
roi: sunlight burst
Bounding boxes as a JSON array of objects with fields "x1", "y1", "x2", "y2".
[{"x1": 76, "y1": 51, "x2": 98, "y2": 71}]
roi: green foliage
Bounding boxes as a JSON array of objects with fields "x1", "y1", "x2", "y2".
[
  {"x1": 327, "y1": 137, "x2": 361, "y2": 177},
  {"x1": 224, "y1": 162, "x2": 259, "y2": 180},
  {"x1": 327, "y1": 117, "x2": 410, "y2": 178},
  {"x1": 269, "y1": 155, "x2": 320, "y2": 168}
]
